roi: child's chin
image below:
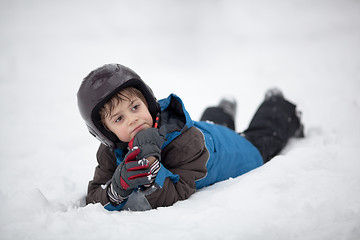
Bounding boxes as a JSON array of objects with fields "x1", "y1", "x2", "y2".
[{"x1": 131, "y1": 124, "x2": 149, "y2": 138}]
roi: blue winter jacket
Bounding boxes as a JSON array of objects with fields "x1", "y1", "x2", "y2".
[{"x1": 101, "y1": 94, "x2": 263, "y2": 211}]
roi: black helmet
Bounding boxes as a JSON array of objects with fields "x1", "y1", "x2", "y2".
[{"x1": 77, "y1": 63, "x2": 159, "y2": 148}]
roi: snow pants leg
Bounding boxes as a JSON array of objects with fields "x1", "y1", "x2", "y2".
[
  {"x1": 200, "y1": 107, "x2": 235, "y2": 131},
  {"x1": 242, "y1": 96, "x2": 301, "y2": 163}
]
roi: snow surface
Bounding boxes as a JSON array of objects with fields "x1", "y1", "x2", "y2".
[{"x1": 1, "y1": 0, "x2": 360, "y2": 239}]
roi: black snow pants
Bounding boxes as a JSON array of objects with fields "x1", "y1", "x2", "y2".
[{"x1": 200, "y1": 96, "x2": 301, "y2": 163}]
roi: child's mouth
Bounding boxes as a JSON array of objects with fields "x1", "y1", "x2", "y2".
[{"x1": 132, "y1": 124, "x2": 144, "y2": 133}]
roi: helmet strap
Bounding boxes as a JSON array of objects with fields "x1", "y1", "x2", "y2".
[{"x1": 153, "y1": 112, "x2": 160, "y2": 129}]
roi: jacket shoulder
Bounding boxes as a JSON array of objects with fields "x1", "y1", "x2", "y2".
[
  {"x1": 145, "y1": 127, "x2": 209, "y2": 208},
  {"x1": 162, "y1": 127, "x2": 208, "y2": 171},
  {"x1": 96, "y1": 144, "x2": 117, "y2": 168}
]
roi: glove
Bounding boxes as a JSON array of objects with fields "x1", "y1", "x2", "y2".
[
  {"x1": 111, "y1": 147, "x2": 152, "y2": 198},
  {"x1": 129, "y1": 127, "x2": 166, "y2": 161}
]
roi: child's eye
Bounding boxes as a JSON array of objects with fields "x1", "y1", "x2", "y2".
[
  {"x1": 115, "y1": 116, "x2": 123, "y2": 123},
  {"x1": 132, "y1": 104, "x2": 140, "y2": 111}
]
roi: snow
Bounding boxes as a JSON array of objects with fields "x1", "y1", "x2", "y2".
[{"x1": 1, "y1": 0, "x2": 360, "y2": 239}]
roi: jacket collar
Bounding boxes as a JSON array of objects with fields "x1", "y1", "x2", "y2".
[{"x1": 159, "y1": 93, "x2": 194, "y2": 130}]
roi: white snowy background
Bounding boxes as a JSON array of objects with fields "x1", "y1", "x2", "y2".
[{"x1": 1, "y1": 0, "x2": 360, "y2": 239}]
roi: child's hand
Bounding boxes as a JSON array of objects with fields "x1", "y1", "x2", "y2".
[
  {"x1": 129, "y1": 127, "x2": 165, "y2": 161},
  {"x1": 111, "y1": 147, "x2": 152, "y2": 198}
]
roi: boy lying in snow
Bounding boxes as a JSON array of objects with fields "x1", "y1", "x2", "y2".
[{"x1": 77, "y1": 63, "x2": 304, "y2": 211}]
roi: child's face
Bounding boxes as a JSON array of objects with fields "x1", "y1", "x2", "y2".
[{"x1": 103, "y1": 94, "x2": 154, "y2": 142}]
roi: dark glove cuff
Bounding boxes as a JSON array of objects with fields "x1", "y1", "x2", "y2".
[{"x1": 107, "y1": 182, "x2": 128, "y2": 205}]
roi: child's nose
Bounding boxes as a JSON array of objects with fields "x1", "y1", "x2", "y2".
[{"x1": 128, "y1": 115, "x2": 138, "y2": 125}]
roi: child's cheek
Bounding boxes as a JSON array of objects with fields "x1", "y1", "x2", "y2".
[{"x1": 116, "y1": 128, "x2": 131, "y2": 143}]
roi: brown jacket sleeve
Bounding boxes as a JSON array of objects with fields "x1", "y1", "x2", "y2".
[
  {"x1": 86, "y1": 127, "x2": 209, "y2": 210},
  {"x1": 86, "y1": 144, "x2": 117, "y2": 206},
  {"x1": 145, "y1": 127, "x2": 209, "y2": 208}
]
